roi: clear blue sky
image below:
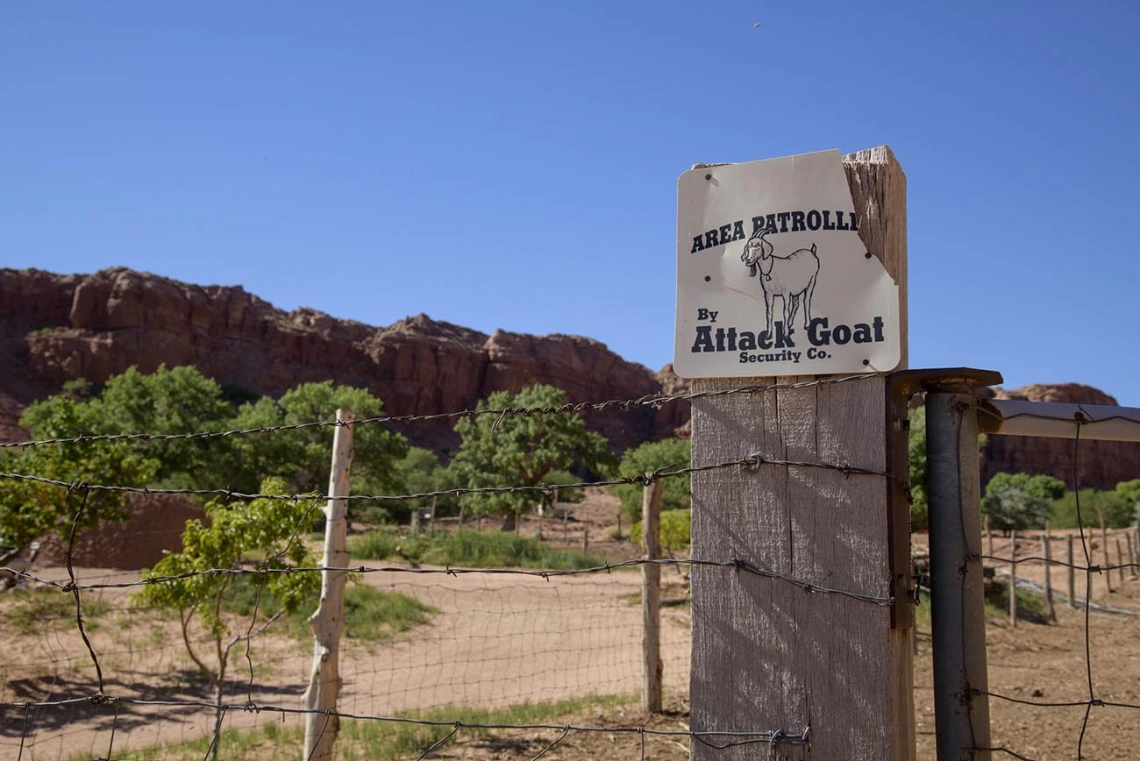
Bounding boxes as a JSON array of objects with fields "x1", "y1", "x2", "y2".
[{"x1": 3, "y1": 2, "x2": 1139, "y2": 403}]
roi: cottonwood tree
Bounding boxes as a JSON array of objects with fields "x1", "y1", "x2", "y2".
[
  {"x1": 610, "y1": 438, "x2": 691, "y2": 527},
  {"x1": 453, "y1": 385, "x2": 612, "y2": 531},
  {"x1": 134, "y1": 479, "x2": 320, "y2": 761},
  {"x1": 0, "y1": 393, "x2": 158, "y2": 570},
  {"x1": 225, "y1": 381, "x2": 407, "y2": 500}
]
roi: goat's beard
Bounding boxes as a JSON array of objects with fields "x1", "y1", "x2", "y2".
[{"x1": 746, "y1": 261, "x2": 759, "y2": 278}]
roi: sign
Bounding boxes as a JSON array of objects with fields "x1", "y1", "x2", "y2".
[{"x1": 673, "y1": 149, "x2": 900, "y2": 378}]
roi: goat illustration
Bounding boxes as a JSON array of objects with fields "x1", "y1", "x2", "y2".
[{"x1": 740, "y1": 228, "x2": 820, "y2": 338}]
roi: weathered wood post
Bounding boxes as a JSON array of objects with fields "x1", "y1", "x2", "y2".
[
  {"x1": 985, "y1": 515, "x2": 993, "y2": 558},
  {"x1": 1101, "y1": 514, "x2": 1113, "y2": 594},
  {"x1": 302, "y1": 409, "x2": 354, "y2": 761},
  {"x1": 1009, "y1": 530, "x2": 1018, "y2": 627},
  {"x1": 642, "y1": 480, "x2": 663, "y2": 713},
  {"x1": 1067, "y1": 534, "x2": 1077, "y2": 608},
  {"x1": 1042, "y1": 528, "x2": 1055, "y2": 622},
  {"x1": 1117, "y1": 537, "x2": 1126, "y2": 585},
  {"x1": 1127, "y1": 533, "x2": 1136, "y2": 578},
  {"x1": 686, "y1": 148, "x2": 914, "y2": 760}
]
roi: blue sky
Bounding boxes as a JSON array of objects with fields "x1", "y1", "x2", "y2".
[{"x1": 3, "y1": 2, "x2": 1139, "y2": 403}]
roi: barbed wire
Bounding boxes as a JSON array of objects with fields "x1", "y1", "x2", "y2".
[
  {"x1": 0, "y1": 694, "x2": 811, "y2": 750},
  {"x1": 979, "y1": 554, "x2": 1140, "y2": 573},
  {"x1": 2, "y1": 556, "x2": 895, "y2": 605},
  {"x1": 0, "y1": 373, "x2": 885, "y2": 451},
  {"x1": 971, "y1": 412, "x2": 1140, "y2": 761},
  {"x1": 0, "y1": 451, "x2": 891, "y2": 504}
]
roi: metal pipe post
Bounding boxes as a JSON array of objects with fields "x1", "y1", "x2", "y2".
[{"x1": 926, "y1": 389, "x2": 992, "y2": 761}]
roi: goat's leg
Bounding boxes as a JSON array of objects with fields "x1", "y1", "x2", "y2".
[
  {"x1": 787, "y1": 294, "x2": 800, "y2": 336},
  {"x1": 763, "y1": 290, "x2": 774, "y2": 338},
  {"x1": 803, "y1": 274, "x2": 818, "y2": 330}
]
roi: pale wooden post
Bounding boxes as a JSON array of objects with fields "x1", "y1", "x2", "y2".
[
  {"x1": 642, "y1": 480, "x2": 663, "y2": 713},
  {"x1": 302, "y1": 409, "x2": 354, "y2": 761},
  {"x1": 1042, "y1": 527, "x2": 1055, "y2": 622},
  {"x1": 689, "y1": 147, "x2": 913, "y2": 761},
  {"x1": 1127, "y1": 534, "x2": 1136, "y2": 578},
  {"x1": 1009, "y1": 530, "x2": 1018, "y2": 627},
  {"x1": 1067, "y1": 535, "x2": 1077, "y2": 609},
  {"x1": 1101, "y1": 514, "x2": 1113, "y2": 594},
  {"x1": 985, "y1": 515, "x2": 993, "y2": 558}
]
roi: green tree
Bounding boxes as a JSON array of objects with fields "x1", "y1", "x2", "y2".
[
  {"x1": 19, "y1": 365, "x2": 232, "y2": 490},
  {"x1": 1116, "y1": 479, "x2": 1140, "y2": 521},
  {"x1": 610, "y1": 438, "x2": 691, "y2": 525},
  {"x1": 1051, "y1": 488, "x2": 1134, "y2": 529},
  {"x1": 133, "y1": 479, "x2": 320, "y2": 760},
  {"x1": 982, "y1": 480, "x2": 1052, "y2": 532},
  {"x1": 985, "y1": 473, "x2": 1067, "y2": 502},
  {"x1": 453, "y1": 385, "x2": 612, "y2": 531},
  {"x1": 380, "y1": 446, "x2": 462, "y2": 525},
  {"x1": 908, "y1": 406, "x2": 929, "y2": 531},
  {"x1": 908, "y1": 406, "x2": 987, "y2": 531},
  {"x1": 224, "y1": 382, "x2": 408, "y2": 500},
  {"x1": 0, "y1": 395, "x2": 158, "y2": 567}
]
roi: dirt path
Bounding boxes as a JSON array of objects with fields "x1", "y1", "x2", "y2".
[
  {"x1": 5, "y1": 529, "x2": 1140, "y2": 760},
  {"x1": 0, "y1": 559, "x2": 691, "y2": 760}
]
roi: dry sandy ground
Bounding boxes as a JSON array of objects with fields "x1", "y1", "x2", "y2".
[{"x1": 4, "y1": 517, "x2": 1140, "y2": 760}]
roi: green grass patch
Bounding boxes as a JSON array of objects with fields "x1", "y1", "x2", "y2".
[
  {"x1": 910, "y1": 583, "x2": 1048, "y2": 632},
  {"x1": 221, "y1": 578, "x2": 437, "y2": 642},
  {"x1": 985, "y1": 583, "x2": 1050, "y2": 624},
  {"x1": 349, "y1": 528, "x2": 605, "y2": 570},
  {"x1": 8, "y1": 588, "x2": 110, "y2": 634},
  {"x1": 74, "y1": 694, "x2": 633, "y2": 761}
]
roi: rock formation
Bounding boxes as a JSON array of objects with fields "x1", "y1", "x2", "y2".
[
  {"x1": 0, "y1": 267, "x2": 665, "y2": 452},
  {"x1": 2, "y1": 267, "x2": 1137, "y2": 490},
  {"x1": 981, "y1": 384, "x2": 1140, "y2": 492}
]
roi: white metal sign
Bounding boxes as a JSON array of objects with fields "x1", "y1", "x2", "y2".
[{"x1": 673, "y1": 149, "x2": 900, "y2": 378}]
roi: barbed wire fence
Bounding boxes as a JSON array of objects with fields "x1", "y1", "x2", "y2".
[
  {"x1": 932, "y1": 397, "x2": 1140, "y2": 761},
  {"x1": 0, "y1": 375, "x2": 890, "y2": 761}
]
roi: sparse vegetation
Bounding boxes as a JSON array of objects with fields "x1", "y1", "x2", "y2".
[
  {"x1": 77, "y1": 694, "x2": 633, "y2": 761},
  {"x1": 9, "y1": 588, "x2": 110, "y2": 634},
  {"x1": 349, "y1": 528, "x2": 604, "y2": 570},
  {"x1": 630, "y1": 508, "x2": 692, "y2": 552},
  {"x1": 222, "y1": 577, "x2": 437, "y2": 642}
]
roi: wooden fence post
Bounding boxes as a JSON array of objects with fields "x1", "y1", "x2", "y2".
[
  {"x1": 1042, "y1": 528, "x2": 1055, "y2": 622},
  {"x1": 1128, "y1": 533, "x2": 1136, "y2": 578},
  {"x1": 985, "y1": 515, "x2": 993, "y2": 558},
  {"x1": 302, "y1": 409, "x2": 354, "y2": 761},
  {"x1": 1067, "y1": 534, "x2": 1077, "y2": 609},
  {"x1": 1116, "y1": 538, "x2": 1126, "y2": 585},
  {"x1": 1101, "y1": 515, "x2": 1113, "y2": 594},
  {"x1": 1009, "y1": 530, "x2": 1018, "y2": 627},
  {"x1": 642, "y1": 480, "x2": 662, "y2": 713},
  {"x1": 689, "y1": 147, "x2": 913, "y2": 760}
]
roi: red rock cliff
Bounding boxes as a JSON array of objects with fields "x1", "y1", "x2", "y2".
[{"x1": 0, "y1": 267, "x2": 669, "y2": 452}]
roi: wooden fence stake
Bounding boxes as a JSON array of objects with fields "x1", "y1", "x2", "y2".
[
  {"x1": 1128, "y1": 533, "x2": 1136, "y2": 578},
  {"x1": 985, "y1": 515, "x2": 993, "y2": 558},
  {"x1": 582, "y1": 527, "x2": 589, "y2": 554},
  {"x1": 689, "y1": 147, "x2": 914, "y2": 761},
  {"x1": 1042, "y1": 528, "x2": 1055, "y2": 622},
  {"x1": 1101, "y1": 515, "x2": 1114, "y2": 594},
  {"x1": 1067, "y1": 534, "x2": 1077, "y2": 609},
  {"x1": 1117, "y1": 538, "x2": 1126, "y2": 585},
  {"x1": 1009, "y1": 530, "x2": 1018, "y2": 627},
  {"x1": 302, "y1": 409, "x2": 355, "y2": 761},
  {"x1": 642, "y1": 480, "x2": 662, "y2": 713}
]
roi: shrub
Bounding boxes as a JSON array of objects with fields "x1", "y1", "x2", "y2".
[
  {"x1": 630, "y1": 509, "x2": 691, "y2": 552},
  {"x1": 610, "y1": 439, "x2": 691, "y2": 525}
]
